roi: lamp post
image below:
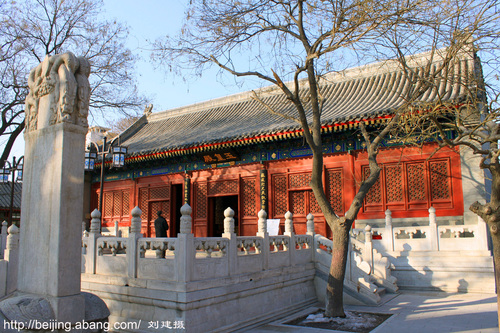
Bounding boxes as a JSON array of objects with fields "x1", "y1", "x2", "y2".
[
  {"x1": 84, "y1": 137, "x2": 127, "y2": 226},
  {"x1": 1, "y1": 156, "x2": 24, "y2": 226}
]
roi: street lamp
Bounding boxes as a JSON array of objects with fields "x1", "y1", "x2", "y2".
[
  {"x1": 84, "y1": 137, "x2": 127, "y2": 226},
  {"x1": 1, "y1": 156, "x2": 24, "y2": 226}
]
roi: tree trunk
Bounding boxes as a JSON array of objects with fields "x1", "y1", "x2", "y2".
[
  {"x1": 491, "y1": 230, "x2": 500, "y2": 330},
  {"x1": 324, "y1": 219, "x2": 350, "y2": 317},
  {"x1": 470, "y1": 164, "x2": 500, "y2": 329}
]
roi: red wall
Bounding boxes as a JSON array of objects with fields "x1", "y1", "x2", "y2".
[{"x1": 91, "y1": 144, "x2": 464, "y2": 237}]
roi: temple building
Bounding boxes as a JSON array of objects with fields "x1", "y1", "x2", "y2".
[
  {"x1": 87, "y1": 49, "x2": 487, "y2": 242},
  {"x1": 0, "y1": 183, "x2": 22, "y2": 226}
]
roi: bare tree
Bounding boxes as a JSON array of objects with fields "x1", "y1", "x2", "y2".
[
  {"x1": 0, "y1": 0, "x2": 147, "y2": 166},
  {"x1": 152, "y1": 0, "x2": 499, "y2": 317},
  {"x1": 109, "y1": 115, "x2": 140, "y2": 134},
  {"x1": 366, "y1": 0, "x2": 500, "y2": 322}
]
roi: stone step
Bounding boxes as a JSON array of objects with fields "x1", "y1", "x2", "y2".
[
  {"x1": 392, "y1": 250, "x2": 492, "y2": 257},
  {"x1": 390, "y1": 252, "x2": 494, "y2": 271},
  {"x1": 389, "y1": 252, "x2": 495, "y2": 293}
]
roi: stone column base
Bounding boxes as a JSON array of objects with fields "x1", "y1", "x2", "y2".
[{"x1": 0, "y1": 292, "x2": 109, "y2": 333}]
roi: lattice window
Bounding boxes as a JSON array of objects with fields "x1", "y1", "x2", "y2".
[
  {"x1": 364, "y1": 167, "x2": 382, "y2": 204},
  {"x1": 150, "y1": 186, "x2": 170, "y2": 199},
  {"x1": 122, "y1": 191, "x2": 130, "y2": 216},
  {"x1": 151, "y1": 202, "x2": 162, "y2": 217},
  {"x1": 327, "y1": 169, "x2": 343, "y2": 214},
  {"x1": 139, "y1": 188, "x2": 149, "y2": 220},
  {"x1": 208, "y1": 180, "x2": 238, "y2": 196},
  {"x1": 150, "y1": 201, "x2": 162, "y2": 234},
  {"x1": 113, "y1": 192, "x2": 121, "y2": 216},
  {"x1": 242, "y1": 178, "x2": 256, "y2": 217},
  {"x1": 104, "y1": 193, "x2": 113, "y2": 217},
  {"x1": 385, "y1": 165, "x2": 403, "y2": 203},
  {"x1": 430, "y1": 160, "x2": 451, "y2": 200},
  {"x1": 290, "y1": 173, "x2": 312, "y2": 188},
  {"x1": 290, "y1": 191, "x2": 306, "y2": 215},
  {"x1": 273, "y1": 175, "x2": 287, "y2": 216},
  {"x1": 164, "y1": 202, "x2": 171, "y2": 220},
  {"x1": 195, "y1": 183, "x2": 208, "y2": 219},
  {"x1": 308, "y1": 190, "x2": 322, "y2": 214},
  {"x1": 407, "y1": 163, "x2": 425, "y2": 201}
]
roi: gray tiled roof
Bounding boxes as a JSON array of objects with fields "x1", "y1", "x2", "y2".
[
  {"x1": 0, "y1": 183, "x2": 22, "y2": 210},
  {"x1": 120, "y1": 50, "x2": 477, "y2": 158}
]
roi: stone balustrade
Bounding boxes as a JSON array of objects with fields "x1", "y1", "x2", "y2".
[
  {"x1": 353, "y1": 207, "x2": 489, "y2": 253},
  {"x1": 0, "y1": 223, "x2": 19, "y2": 297},
  {"x1": 313, "y1": 220, "x2": 398, "y2": 306},
  {"x1": 0, "y1": 221, "x2": 8, "y2": 259},
  {"x1": 78, "y1": 205, "x2": 320, "y2": 332},
  {"x1": 81, "y1": 205, "x2": 314, "y2": 284}
]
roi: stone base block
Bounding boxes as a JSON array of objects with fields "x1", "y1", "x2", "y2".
[
  {"x1": 82, "y1": 265, "x2": 317, "y2": 333},
  {"x1": 0, "y1": 292, "x2": 109, "y2": 333}
]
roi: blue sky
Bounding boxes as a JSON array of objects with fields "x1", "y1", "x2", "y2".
[{"x1": 102, "y1": 0, "x2": 261, "y2": 113}]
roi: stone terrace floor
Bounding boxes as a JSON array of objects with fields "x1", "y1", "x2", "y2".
[{"x1": 241, "y1": 291, "x2": 498, "y2": 333}]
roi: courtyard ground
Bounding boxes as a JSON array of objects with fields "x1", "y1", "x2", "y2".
[{"x1": 241, "y1": 291, "x2": 498, "y2": 332}]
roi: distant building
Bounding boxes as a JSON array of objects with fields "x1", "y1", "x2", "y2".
[
  {"x1": 86, "y1": 126, "x2": 117, "y2": 147},
  {"x1": 0, "y1": 182, "x2": 22, "y2": 226}
]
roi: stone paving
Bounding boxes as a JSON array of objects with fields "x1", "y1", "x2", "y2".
[{"x1": 241, "y1": 291, "x2": 498, "y2": 333}]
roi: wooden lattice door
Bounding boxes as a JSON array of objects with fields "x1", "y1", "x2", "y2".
[{"x1": 148, "y1": 200, "x2": 170, "y2": 237}]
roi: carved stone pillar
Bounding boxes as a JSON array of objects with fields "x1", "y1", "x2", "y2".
[{"x1": 0, "y1": 52, "x2": 108, "y2": 328}]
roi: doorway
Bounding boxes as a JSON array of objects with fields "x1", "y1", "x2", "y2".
[
  {"x1": 208, "y1": 195, "x2": 238, "y2": 237},
  {"x1": 148, "y1": 200, "x2": 169, "y2": 237},
  {"x1": 171, "y1": 184, "x2": 183, "y2": 237}
]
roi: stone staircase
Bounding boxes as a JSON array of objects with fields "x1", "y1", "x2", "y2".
[
  {"x1": 313, "y1": 233, "x2": 398, "y2": 306},
  {"x1": 313, "y1": 225, "x2": 495, "y2": 307},
  {"x1": 389, "y1": 250, "x2": 495, "y2": 293}
]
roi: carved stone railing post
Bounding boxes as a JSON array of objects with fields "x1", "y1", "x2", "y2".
[
  {"x1": 5, "y1": 224, "x2": 19, "y2": 294},
  {"x1": 114, "y1": 221, "x2": 121, "y2": 237},
  {"x1": 127, "y1": 207, "x2": 143, "y2": 278},
  {"x1": 86, "y1": 209, "x2": 102, "y2": 274},
  {"x1": 1, "y1": 221, "x2": 7, "y2": 257},
  {"x1": 429, "y1": 207, "x2": 439, "y2": 251},
  {"x1": 284, "y1": 211, "x2": 293, "y2": 237},
  {"x1": 180, "y1": 203, "x2": 192, "y2": 235},
  {"x1": 82, "y1": 221, "x2": 87, "y2": 234},
  {"x1": 256, "y1": 209, "x2": 269, "y2": 270},
  {"x1": 222, "y1": 207, "x2": 237, "y2": 275},
  {"x1": 306, "y1": 213, "x2": 315, "y2": 261},
  {"x1": 285, "y1": 211, "x2": 298, "y2": 266},
  {"x1": 385, "y1": 209, "x2": 394, "y2": 252},
  {"x1": 257, "y1": 209, "x2": 267, "y2": 236},
  {"x1": 177, "y1": 204, "x2": 194, "y2": 282},
  {"x1": 364, "y1": 225, "x2": 373, "y2": 271},
  {"x1": 306, "y1": 213, "x2": 315, "y2": 236},
  {"x1": 223, "y1": 207, "x2": 235, "y2": 235},
  {"x1": 90, "y1": 209, "x2": 101, "y2": 234}
]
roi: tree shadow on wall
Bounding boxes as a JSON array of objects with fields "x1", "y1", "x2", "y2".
[{"x1": 397, "y1": 243, "x2": 443, "y2": 292}]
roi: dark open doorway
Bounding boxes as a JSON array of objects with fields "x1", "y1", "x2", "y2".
[
  {"x1": 171, "y1": 184, "x2": 183, "y2": 237},
  {"x1": 208, "y1": 195, "x2": 238, "y2": 237}
]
